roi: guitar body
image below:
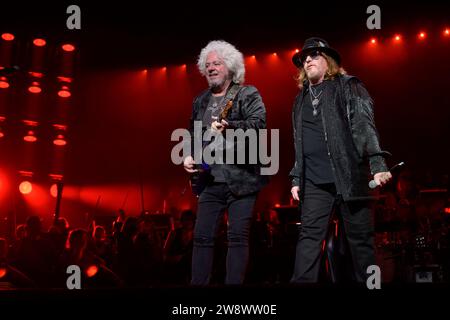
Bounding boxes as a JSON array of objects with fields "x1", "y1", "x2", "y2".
[
  {"x1": 190, "y1": 163, "x2": 212, "y2": 197},
  {"x1": 189, "y1": 84, "x2": 241, "y2": 197}
]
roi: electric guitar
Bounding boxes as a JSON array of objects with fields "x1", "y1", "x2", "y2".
[{"x1": 189, "y1": 97, "x2": 235, "y2": 197}]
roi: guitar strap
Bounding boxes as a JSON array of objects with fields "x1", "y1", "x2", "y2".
[{"x1": 220, "y1": 83, "x2": 242, "y2": 115}]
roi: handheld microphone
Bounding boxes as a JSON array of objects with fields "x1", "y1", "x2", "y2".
[{"x1": 369, "y1": 161, "x2": 405, "y2": 189}]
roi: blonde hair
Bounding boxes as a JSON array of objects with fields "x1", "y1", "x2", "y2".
[{"x1": 295, "y1": 52, "x2": 346, "y2": 89}]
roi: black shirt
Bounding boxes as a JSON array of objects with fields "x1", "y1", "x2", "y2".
[
  {"x1": 302, "y1": 81, "x2": 335, "y2": 184},
  {"x1": 202, "y1": 95, "x2": 227, "y2": 183}
]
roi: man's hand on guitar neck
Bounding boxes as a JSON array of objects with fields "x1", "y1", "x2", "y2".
[
  {"x1": 183, "y1": 156, "x2": 198, "y2": 173},
  {"x1": 211, "y1": 119, "x2": 229, "y2": 133}
]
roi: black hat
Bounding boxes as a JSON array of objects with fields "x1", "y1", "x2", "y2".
[{"x1": 292, "y1": 37, "x2": 341, "y2": 68}]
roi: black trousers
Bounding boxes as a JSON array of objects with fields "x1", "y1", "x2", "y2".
[
  {"x1": 191, "y1": 183, "x2": 257, "y2": 285},
  {"x1": 291, "y1": 179, "x2": 376, "y2": 283}
]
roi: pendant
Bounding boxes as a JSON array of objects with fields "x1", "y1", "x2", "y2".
[
  {"x1": 312, "y1": 98, "x2": 319, "y2": 106},
  {"x1": 313, "y1": 108, "x2": 318, "y2": 116}
]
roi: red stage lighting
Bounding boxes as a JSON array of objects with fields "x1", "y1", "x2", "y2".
[
  {"x1": 0, "y1": 268, "x2": 7, "y2": 278},
  {"x1": 272, "y1": 53, "x2": 277, "y2": 56},
  {"x1": 444, "y1": 29, "x2": 450, "y2": 36},
  {"x1": 370, "y1": 37, "x2": 377, "y2": 44},
  {"x1": 62, "y1": 44, "x2": 75, "y2": 52},
  {"x1": 58, "y1": 85, "x2": 71, "y2": 98},
  {"x1": 53, "y1": 134, "x2": 67, "y2": 146},
  {"x1": 295, "y1": 49, "x2": 299, "y2": 53},
  {"x1": 394, "y1": 34, "x2": 401, "y2": 42},
  {"x1": 24, "y1": 130, "x2": 37, "y2": 142},
  {"x1": 1, "y1": 33, "x2": 14, "y2": 41},
  {"x1": 29, "y1": 72, "x2": 44, "y2": 78},
  {"x1": 19, "y1": 181, "x2": 32, "y2": 195},
  {"x1": 0, "y1": 80, "x2": 9, "y2": 89},
  {"x1": 28, "y1": 86, "x2": 41, "y2": 93},
  {"x1": 418, "y1": 32, "x2": 426, "y2": 40},
  {"x1": 85, "y1": 265, "x2": 99, "y2": 278},
  {"x1": 58, "y1": 90, "x2": 71, "y2": 98},
  {"x1": 0, "y1": 116, "x2": 5, "y2": 138},
  {"x1": 50, "y1": 184, "x2": 58, "y2": 198},
  {"x1": 57, "y1": 76, "x2": 73, "y2": 83},
  {"x1": 33, "y1": 38, "x2": 46, "y2": 47},
  {"x1": 28, "y1": 82, "x2": 42, "y2": 94}
]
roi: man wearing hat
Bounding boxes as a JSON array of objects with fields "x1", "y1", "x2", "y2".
[{"x1": 289, "y1": 37, "x2": 392, "y2": 283}]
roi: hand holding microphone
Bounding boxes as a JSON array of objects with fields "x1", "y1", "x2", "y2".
[{"x1": 369, "y1": 161, "x2": 405, "y2": 189}]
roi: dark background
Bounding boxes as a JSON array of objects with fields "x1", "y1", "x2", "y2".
[{"x1": 0, "y1": 1, "x2": 448, "y2": 228}]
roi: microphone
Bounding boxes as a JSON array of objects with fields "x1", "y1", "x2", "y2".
[
  {"x1": 0, "y1": 65, "x2": 20, "y2": 75},
  {"x1": 369, "y1": 161, "x2": 405, "y2": 189}
]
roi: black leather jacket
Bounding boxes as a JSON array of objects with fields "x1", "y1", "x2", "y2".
[
  {"x1": 189, "y1": 84, "x2": 269, "y2": 196},
  {"x1": 289, "y1": 74, "x2": 389, "y2": 201}
]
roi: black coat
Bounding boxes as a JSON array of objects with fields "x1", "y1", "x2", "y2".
[
  {"x1": 189, "y1": 84, "x2": 269, "y2": 196},
  {"x1": 289, "y1": 74, "x2": 389, "y2": 201}
]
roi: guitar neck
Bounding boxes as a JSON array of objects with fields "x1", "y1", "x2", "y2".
[{"x1": 219, "y1": 100, "x2": 233, "y2": 121}]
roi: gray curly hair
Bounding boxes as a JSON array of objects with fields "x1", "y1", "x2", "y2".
[{"x1": 197, "y1": 40, "x2": 245, "y2": 84}]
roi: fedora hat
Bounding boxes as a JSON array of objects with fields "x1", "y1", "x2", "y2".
[{"x1": 292, "y1": 37, "x2": 341, "y2": 68}]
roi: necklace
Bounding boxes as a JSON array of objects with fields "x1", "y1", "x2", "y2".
[
  {"x1": 309, "y1": 84, "x2": 323, "y2": 116},
  {"x1": 212, "y1": 95, "x2": 225, "y2": 108}
]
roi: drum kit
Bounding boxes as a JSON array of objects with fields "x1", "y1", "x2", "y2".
[{"x1": 374, "y1": 188, "x2": 449, "y2": 282}]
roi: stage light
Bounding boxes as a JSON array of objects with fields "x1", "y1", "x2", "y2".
[
  {"x1": 23, "y1": 130, "x2": 37, "y2": 142},
  {"x1": 53, "y1": 124, "x2": 67, "y2": 146},
  {"x1": 49, "y1": 174, "x2": 64, "y2": 198},
  {"x1": 58, "y1": 90, "x2": 71, "y2": 98},
  {"x1": 53, "y1": 134, "x2": 67, "y2": 146},
  {"x1": 33, "y1": 38, "x2": 46, "y2": 47},
  {"x1": 50, "y1": 184, "x2": 58, "y2": 198},
  {"x1": 370, "y1": 37, "x2": 377, "y2": 44},
  {"x1": 58, "y1": 85, "x2": 71, "y2": 98},
  {"x1": 394, "y1": 34, "x2": 401, "y2": 42},
  {"x1": 57, "y1": 76, "x2": 73, "y2": 83},
  {"x1": 1, "y1": 33, "x2": 14, "y2": 41},
  {"x1": 295, "y1": 49, "x2": 299, "y2": 53},
  {"x1": 28, "y1": 82, "x2": 42, "y2": 94},
  {"x1": 444, "y1": 29, "x2": 450, "y2": 36},
  {"x1": 85, "y1": 265, "x2": 99, "y2": 278},
  {"x1": 28, "y1": 72, "x2": 44, "y2": 78},
  {"x1": 0, "y1": 78, "x2": 9, "y2": 89},
  {"x1": 0, "y1": 268, "x2": 7, "y2": 278},
  {"x1": 0, "y1": 116, "x2": 5, "y2": 138},
  {"x1": 22, "y1": 120, "x2": 38, "y2": 142},
  {"x1": 418, "y1": 32, "x2": 426, "y2": 40},
  {"x1": 272, "y1": 53, "x2": 277, "y2": 56},
  {"x1": 19, "y1": 181, "x2": 32, "y2": 195},
  {"x1": 62, "y1": 44, "x2": 75, "y2": 52}
]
